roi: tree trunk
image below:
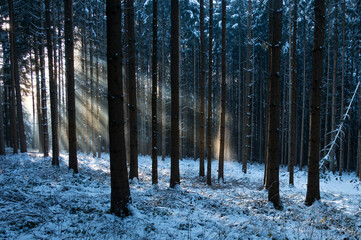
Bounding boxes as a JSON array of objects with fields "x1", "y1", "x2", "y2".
[
  {"x1": 83, "y1": 4, "x2": 90, "y2": 155},
  {"x1": 288, "y1": 0, "x2": 297, "y2": 185},
  {"x1": 126, "y1": 0, "x2": 138, "y2": 181},
  {"x1": 9, "y1": 0, "x2": 24, "y2": 154},
  {"x1": 193, "y1": 38, "x2": 197, "y2": 162},
  {"x1": 64, "y1": 0, "x2": 78, "y2": 173},
  {"x1": 161, "y1": 5, "x2": 166, "y2": 161},
  {"x1": 30, "y1": 52, "x2": 35, "y2": 149},
  {"x1": 299, "y1": 14, "x2": 306, "y2": 171},
  {"x1": 45, "y1": 0, "x2": 59, "y2": 165},
  {"x1": 242, "y1": 0, "x2": 252, "y2": 174},
  {"x1": 218, "y1": 0, "x2": 226, "y2": 182},
  {"x1": 267, "y1": 0, "x2": 283, "y2": 209},
  {"x1": 330, "y1": 3, "x2": 338, "y2": 174},
  {"x1": 305, "y1": 0, "x2": 325, "y2": 206},
  {"x1": 152, "y1": 0, "x2": 158, "y2": 185},
  {"x1": 207, "y1": 0, "x2": 213, "y2": 186},
  {"x1": 0, "y1": 77, "x2": 5, "y2": 155},
  {"x1": 339, "y1": 0, "x2": 346, "y2": 176},
  {"x1": 95, "y1": 0, "x2": 101, "y2": 158},
  {"x1": 88, "y1": 0, "x2": 96, "y2": 158},
  {"x1": 323, "y1": 0, "x2": 332, "y2": 153},
  {"x1": 39, "y1": 19, "x2": 49, "y2": 157},
  {"x1": 106, "y1": 0, "x2": 131, "y2": 216},
  {"x1": 199, "y1": 0, "x2": 206, "y2": 177},
  {"x1": 170, "y1": 0, "x2": 180, "y2": 188},
  {"x1": 358, "y1": 59, "x2": 361, "y2": 180},
  {"x1": 35, "y1": 47, "x2": 44, "y2": 153}
]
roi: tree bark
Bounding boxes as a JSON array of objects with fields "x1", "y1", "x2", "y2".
[
  {"x1": 299, "y1": 14, "x2": 306, "y2": 171},
  {"x1": 88, "y1": 0, "x2": 96, "y2": 158},
  {"x1": 305, "y1": 0, "x2": 325, "y2": 206},
  {"x1": 39, "y1": 13, "x2": 49, "y2": 157},
  {"x1": 64, "y1": 0, "x2": 78, "y2": 173},
  {"x1": 95, "y1": 0, "x2": 101, "y2": 158},
  {"x1": 35, "y1": 47, "x2": 44, "y2": 153},
  {"x1": 161, "y1": 5, "x2": 166, "y2": 161},
  {"x1": 45, "y1": 0, "x2": 59, "y2": 165},
  {"x1": 170, "y1": 0, "x2": 180, "y2": 188},
  {"x1": 242, "y1": 0, "x2": 252, "y2": 174},
  {"x1": 199, "y1": 0, "x2": 206, "y2": 177},
  {"x1": 358, "y1": 57, "x2": 361, "y2": 180},
  {"x1": 126, "y1": 0, "x2": 138, "y2": 181},
  {"x1": 206, "y1": 0, "x2": 213, "y2": 186},
  {"x1": 323, "y1": 0, "x2": 332, "y2": 154},
  {"x1": 152, "y1": 0, "x2": 158, "y2": 185},
  {"x1": 267, "y1": 0, "x2": 283, "y2": 209},
  {"x1": 9, "y1": 0, "x2": 28, "y2": 153},
  {"x1": 339, "y1": 0, "x2": 346, "y2": 176},
  {"x1": 218, "y1": 0, "x2": 226, "y2": 182},
  {"x1": 288, "y1": 0, "x2": 297, "y2": 185},
  {"x1": 0, "y1": 76, "x2": 5, "y2": 155},
  {"x1": 106, "y1": 0, "x2": 131, "y2": 216},
  {"x1": 330, "y1": 3, "x2": 338, "y2": 174}
]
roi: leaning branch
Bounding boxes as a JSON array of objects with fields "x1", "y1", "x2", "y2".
[{"x1": 320, "y1": 81, "x2": 361, "y2": 169}]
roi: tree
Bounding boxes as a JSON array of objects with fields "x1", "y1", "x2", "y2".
[
  {"x1": 242, "y1": 0, "x2": 252, "y2": 174},
  {"x1": 64, "y1": 0, "x2": 78, "y2": 173},
  {"x1": 218, "y1": 0, "x2": 226, "y2": 182},
  {"x1": 299, "y1": 10, "x2": 307, "y2": 171},
  {"x1": 89, "y1": 0, "x2": 96, "y2": 158},
  {"x1": 170, "y1": 0, "x2": 180, "y2": 188},
  {"x1": 35, "y1": 47, "x2": 44, "y2": 153},
  {"x1": 323, "y1": 0, "x2": 332, "y2": 156},
  {"x1": 45, "y1": 0, "x2": 59, "y2": 165},
  {"x1": 152, "y1": 0, "x2": 158, "y2": 185},
  {"x1": 267, "y1": 0, "x2": 283, "y2": 209},
  {"x1": 8, "y1": 0, "x2": 27, "y2": 153},
  {"x1": 198, "y1": 0, "x2": 206, "y2": 177},
  {"x1": 330, "y1": 2, "x2": 338, "y2": 174},
  {"x1": 339, "y1": 0, "x2": 346, "y2": 176},
  {"x1": 305, "y1": 0, "x2": 325, "y2": 206},
  {"x1": 126, "y1": 0, "x2": 138, "y2": 181},
  {"x1": 288, "y1": 0, "x2": 298, "y2": 185},
  {"x1": 359, "y1": 81, "x2": 361, "y2": 180},
  {"x1": 39, "y1": 0, "x2": 49, "y2": 157},
  {"x1": 206, "y1": 0, "x2": 213, "y2": 186},
  {"x1": 0, "y1": 79, "x2": 4, "y2": 155},
  {"x1": 106, "y1": 0, "x2": 131, "y2": 216}
]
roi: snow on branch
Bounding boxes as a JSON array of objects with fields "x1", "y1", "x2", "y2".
[{"x1": 320, "y1": 81, "x2": 361, "y2": 169}]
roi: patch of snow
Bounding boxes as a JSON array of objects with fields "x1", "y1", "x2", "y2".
[{"x1": 0, "y1": 152, "x2": 360, "y2": 239}]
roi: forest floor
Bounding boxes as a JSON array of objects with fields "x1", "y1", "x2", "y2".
[{"x1": 0, "y1": 151, "x2": 360, "y2": 239}]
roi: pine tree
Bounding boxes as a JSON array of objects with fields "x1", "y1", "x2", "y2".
[
  {"x1": 242, "y1": 0, "x2": 252, "y2": 174},
  {"x1": 305, "y1": 0, "x2": 325, "y2": 206},
  {"x1": 106, "y1": 0, "x2": 131, "y2": 216},
  {"x1": 0, "y1": 79, "x2": 4, "y2": 155},
  {"x1": 9, "y1": 0, "x2": 27, "y2": 153},
  {"x1": 199, "y1": 0, "x2": 206, "y2": 177},
  {"x1": 206, "y1": 0, "x2": 213, "y2": 186},
  {"x1": 126, "y1": 0, "x2": 138, "y2": 181},
  {"x1": 152, "y1": 0, "x2": 158, "y2": 185},
  {"x1": 267, "y1": 0, "x2": 283, "y2": 209},
  {"x1": 45, "y1": 0, "x2": 59, "y2": 165},
  {"x1": 64, "y1": 0, "x2": 78, "y2": 173},
  {"x1": 330, "y1": 2, "x2": 338, "y2": 174},
  {"x1": 170, "y1": 0, "x2": 180, "y2": 188},
  {"x1": 218, "y1": 0, "x2": 226, "y2": 182},
  {"x1": 288, "y1": 0, "x2": 298, "y2": 185}
]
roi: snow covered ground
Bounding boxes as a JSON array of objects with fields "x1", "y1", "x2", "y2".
[{"x1": 0, "y1": 151, "x2": 360, "y2": 239}]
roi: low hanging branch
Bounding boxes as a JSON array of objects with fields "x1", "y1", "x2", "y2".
[{"x1": 320, "y1": 81, "x2": 361, "y2": 169}]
